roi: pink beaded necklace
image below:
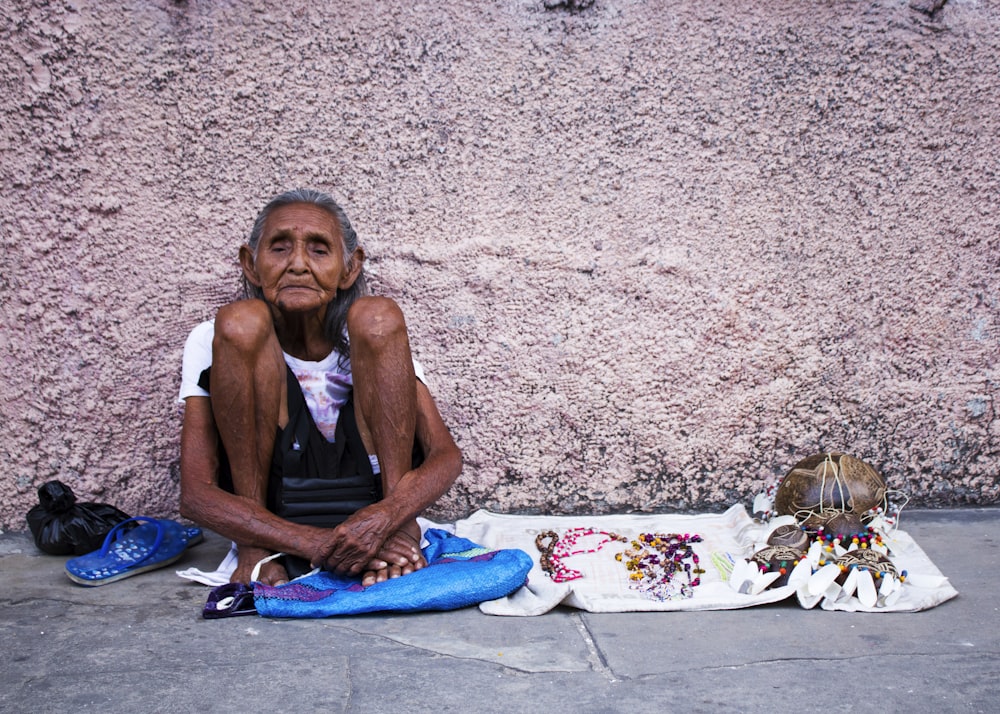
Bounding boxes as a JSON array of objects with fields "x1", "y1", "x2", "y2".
[{"x1": 535, "y1": 528, "x2": 628, "y2": 583}]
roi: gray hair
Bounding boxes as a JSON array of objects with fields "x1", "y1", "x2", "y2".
[{"x1": 243, "y1": 188, "x2": 368, "y2": 356}]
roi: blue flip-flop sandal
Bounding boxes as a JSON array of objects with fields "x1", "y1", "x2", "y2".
[{"x1": 66, "y1": 517, "x2": 202, "y2": 586}]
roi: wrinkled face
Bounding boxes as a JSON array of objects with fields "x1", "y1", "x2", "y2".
[{"x1": 241, "y1": 202, "x2": 363, "y2": 316}]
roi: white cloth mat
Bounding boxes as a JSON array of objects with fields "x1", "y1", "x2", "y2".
[{"x1": 453, "y1": 505, "x2": 958, "y2": 616}]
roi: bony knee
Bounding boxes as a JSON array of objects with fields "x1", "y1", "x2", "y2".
[
  {"x1": 347, "y1": 296, "x2": 406, "y2": 342},
  {"x1": 215, "y1": 299, "x2": 274, "y2": 350}
]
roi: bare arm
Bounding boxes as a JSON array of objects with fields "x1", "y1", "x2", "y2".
[
  {"x1": 316, "y1": 380, "x2": 463, "y2": 573},
  {"x1": 180, "y1": 385, "x2": 461, "y2": 576},
  {"x1": 179, "y1": 396, "x2": 335, "y2": 563}
]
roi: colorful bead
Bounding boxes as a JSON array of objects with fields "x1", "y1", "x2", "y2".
[
  {"x1": 617, "y1": 532, "x2": 704, "y2": 601},
  {"x1": 537, "y1": 527, "x2": 706, "y2": 600},
  {"x1": 535, "y1": 528, "x2": 628, "y2": 583}
]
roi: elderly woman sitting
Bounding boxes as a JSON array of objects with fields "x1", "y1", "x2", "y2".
[{"x1": 178, "y1": 189, "x2": 462, "y2": 586}]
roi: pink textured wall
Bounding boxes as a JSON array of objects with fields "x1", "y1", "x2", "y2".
[{"x1": 2, "y1": 0, "x2": 998, "y2": 529}]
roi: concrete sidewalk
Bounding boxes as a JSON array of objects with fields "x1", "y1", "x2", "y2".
[{"x1": 1, "y1": 508, "x2": 997, "y2": 714}]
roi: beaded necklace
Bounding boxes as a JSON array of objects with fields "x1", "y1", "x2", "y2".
[
  {"x1": 615, "y1": 532, "x2": 705, "y2": 601},
  {"x1": 813, "y1": 524, "x2": 888, "y2": 567},
  {"x1": 813, "y1": 525, "x2": 884, "y2": 550},
  {"x1": 535, "y1": 528, "x2": 628, "y2": 583}
]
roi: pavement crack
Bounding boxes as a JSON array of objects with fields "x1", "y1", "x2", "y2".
[
  {"x1": 344, "y1": 658, "x2": 354, "y2": 712},
  {"x1": 4, "y1": 596, "x2": 158, "y2": 610},
  {"x1": 572, "y1": 612, "x2": 622, "y2": 682},
  {"x1": 694, "y1": 649, "x2": 1000, "y2": 673},
  {"x1": 321, "y1": 623, "x2": 551, "y2": 675}
]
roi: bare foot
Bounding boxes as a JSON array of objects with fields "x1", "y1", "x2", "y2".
[
  {"x1": 361, "y1": 527, "x2": 426, "y2": 587},
  {"x1": 230, "y1": 546, "x2": 289, "y2": 586}
]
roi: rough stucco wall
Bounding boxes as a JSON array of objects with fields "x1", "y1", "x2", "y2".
[{"x1": 1, "y1": 0, "x2": 998, "y2": 529}]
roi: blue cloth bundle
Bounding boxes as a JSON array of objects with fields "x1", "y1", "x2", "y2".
[{"x1": 252, "y1": 529, "x2": 532, "y2": 617}]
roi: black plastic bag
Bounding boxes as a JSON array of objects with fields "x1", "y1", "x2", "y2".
[{"x1": 25, "y1": 481, "x2": 132, "y2": 555}]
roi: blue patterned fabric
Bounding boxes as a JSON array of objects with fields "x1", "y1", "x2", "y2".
[{"x1": 253, "y1": 529, "x2": 532, "y2": 617}]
